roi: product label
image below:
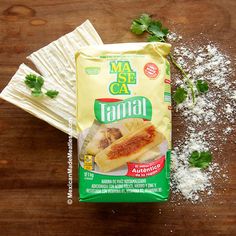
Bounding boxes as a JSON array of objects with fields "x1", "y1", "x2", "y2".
[
  {"x1": 126, "y1": 156, "x2": 165, "y2": 177},
  {"x1": 79, "y1": 151, "x2": 170, "y2": 202},
  {"x1": 94, "y1": 96, "x2": 152, "y2": 123},
  {"x1": 109, "y1": 61, "x2": 136, "y2": 95}
]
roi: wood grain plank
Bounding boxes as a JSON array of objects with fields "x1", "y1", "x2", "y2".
[{"x1": 0, "y1": 0, "x2": 235, "y2": 235}]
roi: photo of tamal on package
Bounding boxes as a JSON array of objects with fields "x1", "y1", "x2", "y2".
[{"x1": 76, "y1": 42, "x2": 172, "y2": 202}]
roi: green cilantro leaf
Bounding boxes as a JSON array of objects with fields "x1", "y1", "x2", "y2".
[
  {"x1": 148, "y1": 21, "x2": 169, "y2": 42},
  {"x1": 138, "y1": 14, "x2": 152, "y2": 26},
  {"x1": 189, "y1": 151, "x2": 212, "y2": 169},
  {"x1": 147, "y1": 35, "x2": 161, "y2": 42},
  {"x1": 149, "y1": 23, "x2": 164, "y2": 37},
  {"x1": 162, "y1": 27, "x2": 169, "y2": 35},
  {"x1": 196, "y1": 80, "x2": 209, "y2": 93},
  {"x1": 45, "y1": 90, "x2": 59, "y2": 98},
  {"x1": 131, "y1": 14, "x2": 152, "y2": 35},
  {"x1": 131, "y1": 21, "x2": 147, "y2": 35},
  {"x1": 25, "y1": 75, "x2": 37, "y2": 88},
  {"x1": 25, "y1": 74, "x2": 44, "y2": 90},
  {"x1": 173, "y1": 87, "x2": 187, "y2": 104}
]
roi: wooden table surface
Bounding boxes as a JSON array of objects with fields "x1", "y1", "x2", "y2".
[{"x1": 0, "y1": 0, "x2": 235, "y2": 235}]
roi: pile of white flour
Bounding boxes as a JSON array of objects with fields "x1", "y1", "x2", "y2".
[{"x1": 168, "y1": 33, "x2": 235, "y2": 202}]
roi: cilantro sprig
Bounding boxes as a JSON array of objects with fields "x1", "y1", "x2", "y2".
[
  {"x1": 25, "y1": 74, "x2": 59, "y2": 99},
  {"x1": 189, "y1": 151, "x2": 212, "y2": 169},
  {"x1": 130, "y1": 14, "x2": 209, "y2": 106},
  {"x1": 131, "y1": 14, "x2": 168, "y2": 42}
]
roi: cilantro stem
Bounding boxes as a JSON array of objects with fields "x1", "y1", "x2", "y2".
[
  {"x1": 146, "y1": 29, "x2": 153, "y2": 35},
  {"x1": 169, "y1": 53, "x2": 195, "y2": 104},
  {"x1": 187, "y1": 80, "x2": 195, "y2": 105},
  {"x1": 169, "y1": 53, "x2": 188, "y2": 77},
  {"x1": 130, "y1": 14, "x2": 202, "y2": 106}
]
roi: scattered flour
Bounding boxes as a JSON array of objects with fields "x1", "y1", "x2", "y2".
[
  {"x1": 168, "y1": 35, "x2": 235, "y2": 202},
  {"x1": 223, "y1": 127, "x2": 232, "y2": 135},
  {"x1": 167, "y1": 32, "x2": 182, "y2": 42}
]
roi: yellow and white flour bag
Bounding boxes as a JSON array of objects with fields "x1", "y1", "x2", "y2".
[{"x1": 76, "y1": 42, "x2": 172, "y2": 202}]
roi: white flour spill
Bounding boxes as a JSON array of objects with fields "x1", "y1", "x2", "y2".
[{"x1": 168, "y1": 33, "x2": 235, "y2": 202}]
